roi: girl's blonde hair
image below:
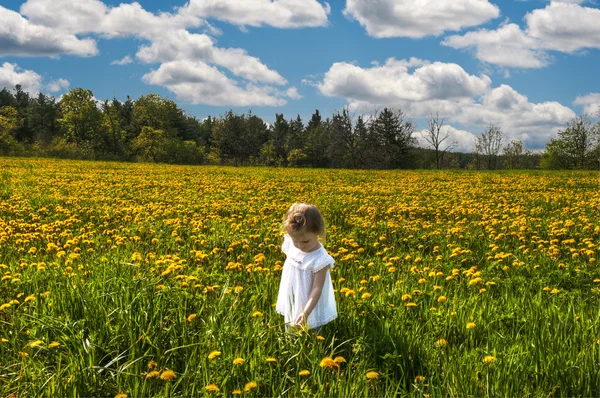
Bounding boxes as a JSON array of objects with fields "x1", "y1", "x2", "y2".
[{"x1": 282, "y1": 203, "x2": 326, "y2": 238}]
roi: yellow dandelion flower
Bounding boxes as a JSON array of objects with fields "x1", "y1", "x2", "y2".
[
  {"x1": 593, "y1": 279, "x2": 600, "y2": 283},
  {"x1": 266, "y1": 357, "x2": 277, "y2": 363},
  {"x1": 299, "y1": 369, "x2": 310, "y2": 376},
  {"x1": 543, "y1": 286, "x2": 551, "y2": 291},
  {"x1": 436, "y1": 338, "x2": 448, "y2": 346},
  {"x1": 208, "y1": 350, "x2": 221, "y2": 359},
  {"x1": 233, "y1": 357, "x2": 244, "y2": 365},
  {"x1": 466, "y1": 322, "x2": 476, "y2": 329},
  {"x1": 1, "y1": 338, "x2": 9, "y2": 343},
  {"x1": 146, "y1": 371, "x2": 160, "y2": 379},
  {"x1": 29, "y1": 340, "x2": 44, "y2": 348},
  {"x1": 483, "y1": 355, "x2": 496, "y2": 363},
  {"x1": 205, "y1": 384, "x2": 219, "y2": 392},
  {"x1": 345, "y1": 289, "x2": 356, "y2": 297},
  {"x1": 333, "y1": 356, "x2": 346, "y2": 363},
  {"x1": 361, "y1": 292, "x2": 372, "y2": 299},
  {"x1": 187, "y1": 314, "x2": 197, "y2": 322},
  {"x1": 232, "y1": 389, "x2": 242, "y2": 395},
  {"x1": 18, "y1": 351, "x2": 29, "y2": 357},
  {"x1": 437, "y1": 296, "x2": 447, "y2": 303},
  {"x1": 402, "y1": 293, "x2": 411, "y2": 301},
  {"x1": 48, "y1": 341, "x2": 60, "y2": 348},
  {"x1": 415, "y1": 375, "x2": 426, "y2": 383},
  {"x1": 0, "y1": 303, "x2": 11, "y2": 311},
  {"x1": 366, "y1": 371, "x2": 379, "y2": 380},
  {"x1": 24, "y1": 294, "x2": 36, "y2": 302},
  {"x1": 252, "y1": 311, "x2": 263, "y2": 317},
  {"x1": 405, "y1": 302, "x2": 417, "y2": 307},
  {"x1": 115, "y1": 393, "x2": 127, "y2": 398},
  {"x1": 159, "y1": 369, "x2": 176, "y2": 380},
  {"x1": 244, "y1": 381, "x2": 257, "y2": 391},
  {"x1": 316, "y1": 335, "x2": 325, "y2": 341},
  {"x1": 550, "y1": 288, "x2": 560, "y2": 294},
  {"x1": 319, "y1": 356, "x2": 339, "y2": 369}
]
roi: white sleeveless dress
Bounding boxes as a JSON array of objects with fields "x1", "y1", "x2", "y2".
[{"x1": 276, "y1": 234, "x2": 337, "y2": 329}]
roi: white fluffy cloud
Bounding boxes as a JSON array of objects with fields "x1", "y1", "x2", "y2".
[
  {"x1": 0, "y1": 62, "x2": 43, "y2": 94},
  {"x1": 0, "y1": 6, "x2": 98, "y2": 57},
  {"x1": 183, "y1": 0, "x2": 330, "y2": 28},
  {"x1": 525, "y1": 2, "x2": 600, "y2": 53},
  {"x1": 318, "y1": 59, "x2": 575, "y2": 149},
  {"x1": 8, "y1": 0, "x2": 301, "y2": 106},
  {"x1": 136, "y1": 30, "x2": 286, "y2": 86},
  {"x1": 574, "y1": 93, "x2": 600, "y2": 115},
  {"x1": 19, "y1": 0, "x2": 203, "y2": 39},
  {"x1": 142, "y1": 60, "x2": 286, "y2": 106},
  {"x1": 343, "y1": 0, "x2": 499, "y2": 38},
  {"x1": 455, "y1": 85, "x2": 575, "y2": 148},
  {"x1": 443, "y1": 2, "x2": 600, "y2": 68},
  {"x1": 319, "y1": 58, "x2": 491, "y2": 103},
  {"x1": 46, "y1": 78, "x2": 70, "y2": 93},
  {"x1": 442, "y1": 24, "x2": 550, "y2": 68},
  {"x1": 111, "y1": 55, "x2": 133, "y2": 66}
]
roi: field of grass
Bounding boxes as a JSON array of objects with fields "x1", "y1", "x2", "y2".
[{"x1": 1, "y1": 157, "x2": 599, "y2": 397}]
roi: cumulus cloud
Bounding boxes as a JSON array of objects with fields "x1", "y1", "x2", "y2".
[
  {"x1": 454, "y1": 85, "x2": 576, "y2": 148},
  {"x1": 525, "y1": 2, "x2": 600, "y2": 53},
  {"x1": 443, "y1": 2, "x2": 600, "y2": 68},
  {"x1": 285, "y1": 87, "x2": 302, "y2": 99},
  {"x1": 142, "y1": 60, "x2": 286, "y2": 106},
  {"x1": 319, "y1": 58, "x2": 491, "y2": 104},
  {"x1": 343, "y1": 0, "x2": 499, "y2": 38},
  {"x1": 111, "y1": 55, "x2": 133, "y2": 66},
  {"x1": 318, "y1": 59, "x2": 575, "y2": 149},
  {"x1": 574, "y1": 93, "x2": 600, "y2": 115},
  {"x1": 20, "y1": 0, "x2": 203, "y2": 39},
  {"x1": 442, "y1": 24, "x2": 550, "y2": 68},
  {"x1": 9, "y1": 0, "x2": 301, "y2": 107},
  {"x1": 136, "y1": 30, "x2": 286, "y2": 85},
  {"x1": 46, "y1": 78, "x2": 70, "y2": 92},
  {"x1": 0, "y1": 62, "x2": 43, "y2": 94},
  {"x1": 183, "y1": 0, "x2": 330, "y2": 28},
  {"x1": 0, "y1": 6, "x2": 98, "y2": 57}
]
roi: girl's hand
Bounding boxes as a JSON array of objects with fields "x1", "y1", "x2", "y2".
[{"x1": 294, "y1": 312, "x2": 306, "y2": 328}]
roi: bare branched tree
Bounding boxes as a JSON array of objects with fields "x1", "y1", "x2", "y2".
[
  {"x1": 474, "y1": 124, "x2": 504, "y2": 170},
  {"x1": 424, "y1": 113, "x2": 457, "y2": 169}
]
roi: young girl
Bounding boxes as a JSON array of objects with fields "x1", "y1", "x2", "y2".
[{"x1": 276, "y1": 203, "x2": 337, "y2": 332}]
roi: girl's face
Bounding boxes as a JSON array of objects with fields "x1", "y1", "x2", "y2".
[{"x1": 287, "y1": 229, "x2": 320, "y2": 253}]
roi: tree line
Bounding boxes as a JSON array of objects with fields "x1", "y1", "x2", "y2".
[{"x1": 1, "y1": 85, "x2": 599, "y2": 169}]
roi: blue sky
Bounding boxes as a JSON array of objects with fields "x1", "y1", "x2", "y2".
[{"x1": 1, "y1": 0, "x2": 599, "y2": 151}]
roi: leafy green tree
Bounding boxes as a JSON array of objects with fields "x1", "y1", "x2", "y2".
[
  {"x1": 0, "y1": 106, "x2": 23, "y2": 155},
  {"x1": 101, "y1": 98, "x2": 128, "y2": 157},
  {"x1": 541, "y1": 115, "x2": 599, "y2": 169},
  {"x1": 271, "y1": 113, "x2": 290, "y2": 166},
  {"x1": 132, "y1": 94, "x2": 181, "y2": 138},
  {"x1": 370, "y1": 108, "x2": 416, "y2": 169},
  {"x1": 58, "y1": 88, "x2": 103, "y2": 150},
  {"x1": 30, "y1": 93, "x2": 60, "y2": 145},
  {"x1": 303, "y1": 109, "x2": 332, "y2": 168},
  {"x1": 132, "y1": 126, "x2": 168, "y2": 162},
  {"x1": 211, "y1": 110, "x2": 246, "y2": 165}
]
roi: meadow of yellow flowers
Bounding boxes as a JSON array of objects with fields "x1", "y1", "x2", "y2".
[{"x1": 0, "y1": 157, "x2": 599, "y2": 396}]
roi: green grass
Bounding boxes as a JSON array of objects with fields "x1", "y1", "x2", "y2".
[{"x1": 1, "y1": 157, "x2": 599, "y2": 397}]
